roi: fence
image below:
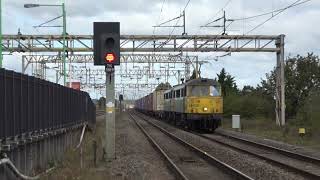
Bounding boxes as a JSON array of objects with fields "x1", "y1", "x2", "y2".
[{"x1": 0, "y1": 68, "x2": 96, "y2": 141}]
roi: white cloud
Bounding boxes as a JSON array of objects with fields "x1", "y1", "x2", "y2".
[{"x1": 1, "y1": 0, "x2": 319, "y2": 97}]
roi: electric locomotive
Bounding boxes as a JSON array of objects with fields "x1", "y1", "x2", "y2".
[
  {"x1": 135, "y1": 78, "x2": 223, "y2": 132},
  {"x1": 163, "y1": 78, "x2": 222, "y2": 131}
]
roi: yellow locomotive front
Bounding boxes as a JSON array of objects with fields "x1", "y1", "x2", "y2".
[
  {"x1": 184, "y1": 78, "x2": 223, "y2": 131},
  {"x1": 186, "y1": 96, "x2": 223, "y2": 114}
]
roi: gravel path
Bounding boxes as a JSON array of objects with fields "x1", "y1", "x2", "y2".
[
  {"x1": 137, "y1": 112, "x2": 307, "y2": 180},
  {"x1": 43, "y1": 112, "x2": 174, "y2": 180},
  {"x1": 107, "y1": 112, "x2": 175, "y2": 180}
]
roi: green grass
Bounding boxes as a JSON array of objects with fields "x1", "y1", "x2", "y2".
[
  {"x1": 41, "y1": 115, "x2": 110, "y2": 180},
  {"x1": 221, "y1": 117, "x2": 320, "y2": 151}
]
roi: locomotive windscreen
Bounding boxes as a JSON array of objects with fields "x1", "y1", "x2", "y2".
[{"x1": 188, "y1": 85, "x2": 220, "y2": 96}]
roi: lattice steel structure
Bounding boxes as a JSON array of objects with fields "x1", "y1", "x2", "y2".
[
  {"x1": 3, "y1": 34, "x2": 280, "y2": 52},
  {"x1": 84, "y1": 82, "x2": 159, "y2": 89},
  {"x1": 60, "y1": 69, "x2": 185, "y2": 84},
  {"x1": 67, "y1": 69, "x2": 185, "y2": 77},
  {"x1": 21, "y1": 53, "x2": 197, "y2": 64},
  {"x1": 1, "y1": 34, "x2": 285, "y2": 125},
  {"x1": 21, "y1": 54, "x2": 198, "y2": 80},
  {"x1": 22, "y1": 55, "x2": 192, "y2": 87}
]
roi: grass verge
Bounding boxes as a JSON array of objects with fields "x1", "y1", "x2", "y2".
[{"x1": 222, "y1": 117, "x2": 320, "y2": 151}]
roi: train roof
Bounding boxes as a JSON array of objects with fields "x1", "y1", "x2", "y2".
[
  {"x1": 155, "y1": 82, "x2": 172, "y2": 91},
  {"x1": 163, "y1": 78, "x2": 218, "y2": 93},
  {"x1": 185, "y1": 78, "x2": 218, "y2": 86},
  {"x1": 172, "y1": 84, "x2": 185, "y2": 91}
]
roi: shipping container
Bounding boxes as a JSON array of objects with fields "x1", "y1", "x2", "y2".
[
  {"x1": 153, "y1": 89, "x2": 166, "y2": 112},
  {"x1": 67, "y1": 82, "x2": 81, "y2": 90}
]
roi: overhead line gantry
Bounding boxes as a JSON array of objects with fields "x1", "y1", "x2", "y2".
[
  {"x1": 1, "y1": 33, "x2": 286, "y2": 126},
  {"x1": 3, "y1": 34, "x2": 280, "y2": 52}
]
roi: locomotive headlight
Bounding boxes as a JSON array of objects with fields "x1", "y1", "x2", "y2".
[{"x1": 203, "y1": 107, "x2": 208, "y2": 111}]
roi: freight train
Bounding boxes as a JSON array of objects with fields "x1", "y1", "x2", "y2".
[{"x1": 135, "y1": 78, "x2": 223, "y2": 132}]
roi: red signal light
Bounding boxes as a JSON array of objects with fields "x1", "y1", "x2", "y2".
[{"x1": 105, "y1": 53, "x2": 115, "y2": 62}]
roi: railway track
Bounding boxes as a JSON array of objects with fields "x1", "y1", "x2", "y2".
[
  {"x1": 129, "y1": 111, "x2": 253, "y2": 180},
  {"x1": 215, "y1": 131, "x2": 320, "y2": 165},
  {"x1": 197, "y1": 132, "x2": 320, "y2": 180},
  {"x1": 134, "y1": 111, "x2": 320, "y2": 179},
  {"x1": 96, "y1": 110, "x2": 105, "y2": 116}
]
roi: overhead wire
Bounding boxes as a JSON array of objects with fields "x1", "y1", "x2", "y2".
[
  {"x1": 246, "y1": 0, "x2": 311, "y2": 34},
  {"x1": 168, "y1": 0, "x2": 191, "y2": 37},
  {"x1": 197, "y1": 0, "x2": 233, "y2": 61},
  {"x1": 149, "y1": 0, "x2": 192, "y2": 86},
  {"x1": 154, "y1": 0, "x2": 192, "y2": 37},
  {"x1": 156, "y1": 14, "x2": 183, "y2": 27},
  {"x1": 157, "y1": 0, "x2": 192, "y2": 50},
  {"x1": 202, "y1": 0, "x2": 233, "y2": 27},
  {"x1": 168, "y1": 16, "x2": 182, "y2": 36},
  {"x1": 186, "y1": 0, "x2": 233, "y2": 66},
  {"x1": 183, "y1": 0, "x2": 192, "y2": 11},
  {"x1": 232, "y1": 0, "x2": 311, "y2": 22},
  {"x1": 153, "y1": 0, "x2": 167, "y2": 35}
]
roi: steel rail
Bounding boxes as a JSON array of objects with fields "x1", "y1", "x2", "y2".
[
  {"x1": 197, "y1": 133, "x2": 320, "y2": 180},
  {"x1": 132, "y1": 111, "x2": 254, "y2": 180},
  {"x1": 215, "y1": 131, "x2": 320, "y2": 165},
  {"x1": 128, "y1": 112, "x2": 189, "y2": 180},
  {"x1": 96, "y1": 111, "x2": 105, "y2": 117}
]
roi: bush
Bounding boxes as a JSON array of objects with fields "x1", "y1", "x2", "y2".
[
  {"x1": 296, "y1": 89, "x2": 320, "y2": 131},
  {"x1": 223, "y1": 93, "x2": 274, "y2": 119}
]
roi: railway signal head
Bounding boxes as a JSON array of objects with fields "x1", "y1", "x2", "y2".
[
  {"x1": 119, "y1": 94, "x2": 124, "y2": 101},
  {"x1": 93, "y1": 22, "x2": 120, "y2": 66},
  {"x1": 105, "y1": 52, "x2": 115, "y2": 63}
]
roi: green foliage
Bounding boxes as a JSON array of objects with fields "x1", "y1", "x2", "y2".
[
  {"x1": 217, "y1": 68, "x2": 238, "y2": 96},
  {"x1": 223, "y1": 92, "x2": 274, "y2": 119},
  {"x1": 284, "y1": 54, "x2": 320, "y2": 117},
  {"x1": 216, "y1": 68, "x2": 274, "y2": 119},
  {"x1": 241, "y1": 85, "x2": 255, "y2": 95},
  {"x1": 98, "y1": 97, "x2": 106, "y2": 109},
  {"x1": 220, "y1": 54, "x2": 320, "y2": 145},
  {"x1": 155, "y1": 82, "x2": 171, "y2": 90},
  {"x1": 296, "y1": 88, "x2": 320, "y2": 130},
  {"x1": 190, "y1": 69, "x2": 196, "y2": 79},
  {"x1": 261, "y1": 53, "x2": 320, "y2": 117}
]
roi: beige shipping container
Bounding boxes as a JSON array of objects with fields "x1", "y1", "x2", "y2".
[{"x1": 153, "y1": 90, "x2": 166, "y2": 112}]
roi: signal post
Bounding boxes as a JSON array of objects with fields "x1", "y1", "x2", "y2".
[
  {"x1": 93, "y1": 22, "x2": 120, "y2": 160},
  {"x1": 105, "y1": 64, "x2": 115, "y2": 160}
]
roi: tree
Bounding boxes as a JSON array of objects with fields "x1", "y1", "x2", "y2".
[
  {"x1": 217, "y1": 68, "x2": 238, "y2": 96},
  {"x1": 190, "y1": 68, "x2": 202, "y2": 80},
  {"x1": 156, "y1": 82, "x2": 171, "y2": 90},
  {"x1": 260, "y1": 53, "x2": 320, "y2": 117},
  {"x1": 242, "y1": 85, "x2": 255, "y2": 95},
  {"x1": 297, "y1": 88, "x2": 320, "y2": 127},
  {"x1": 190, "y1": 69, "x2": 197, "y2": 79},
  {"x1": 98, "y1": 97, "x2": 106, "y2": 109}
]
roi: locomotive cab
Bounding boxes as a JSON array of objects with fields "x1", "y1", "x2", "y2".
[
  {"x1": 184, "y1": 78, "x2": 223, "y2": 131},
  {"x1": 185, "y1": 80, "x2": 223, "y2": 114}
]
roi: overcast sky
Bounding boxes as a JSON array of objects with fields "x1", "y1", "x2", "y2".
[{"x1": 2, "y1": 0, "x2": 319, "y2": 98}]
